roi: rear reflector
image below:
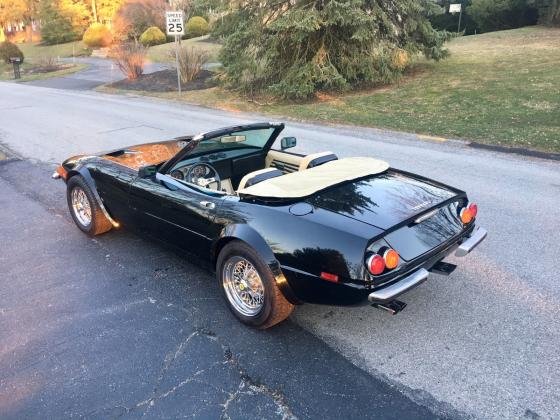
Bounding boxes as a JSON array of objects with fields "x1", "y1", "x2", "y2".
[{"x1": 320, "y1": 272, "x2": 339, "y2": 283}]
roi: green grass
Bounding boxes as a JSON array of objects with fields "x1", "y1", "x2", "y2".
[
  {"x1": 17, "y1": 40, "x2": 91, "y2": 61},
  {"x1": 146, "y1": 36, "x2": 221, "y2": 63},
  {"x1": 104, "y1": 27, "x2": 560, "y2": 153},
  {"x1": 0, "y1": 40, "x2": 91, "y2": 81},
  {"x1": 0, "y1": 63, "x2": 87, "y2": 82}
]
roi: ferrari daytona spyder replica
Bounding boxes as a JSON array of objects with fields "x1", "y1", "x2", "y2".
[{"x1": 54, "y1": 123, "x2": 487, "y2": 328}]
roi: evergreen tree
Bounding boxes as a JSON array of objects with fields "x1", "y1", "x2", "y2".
[
  {"x1": 39, "y1": 0, "x2": 77, "y2": 44},
  {"x1": 216, "y1": 0, "x2": 452, "y2": 99}
]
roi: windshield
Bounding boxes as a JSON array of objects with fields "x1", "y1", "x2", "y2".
[{"x1": 192, "y1": 128, "x2": 276, "y2": 156}]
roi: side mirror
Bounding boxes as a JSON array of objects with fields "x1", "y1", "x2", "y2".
[
  {"x1": 280, "y1": 137, "x2": 297, "y2": 150},
  {"x1": 138, "y1": 165, "x2": 157, "y2": 178}
]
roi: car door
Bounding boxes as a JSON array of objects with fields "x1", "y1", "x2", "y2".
[{"x1": 128, "y1": 172, "x2": 225, "y2": 257}]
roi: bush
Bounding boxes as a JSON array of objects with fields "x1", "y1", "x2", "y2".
[
  {"x1": 39, "y1": 0, "x2": 80, "y2": 45},
  {"x1": 110, "y1": 42, "x2": 147, "y2": 80},
  {"x1": 468, "y1": 0, "x2": 538, "y2": 32},
  {"x1": 186, "y1": 16, "x2": 209, "y2": 38},
  {"x1": 139, "y1": 26, "x2": 166, "y2": 46},
  {"x1": 0, "y1": 41, "x2": 24, "y2": 64},
  {"x1": 170, "y1": 46, "x2": 209, "y2": 84},
  {"x1": 113, "y1": 0, "x2": 166, "y2": 41},
  {"x1": 83, "y1": 23, "x2": 113, "y2": 48}
]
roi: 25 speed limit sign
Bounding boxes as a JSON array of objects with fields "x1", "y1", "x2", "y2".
[{"x1": 166, "y1": 11, "x2": 184, "y2": 36}]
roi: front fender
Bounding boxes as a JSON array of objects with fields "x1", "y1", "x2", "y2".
[
  {"x1": 66, "y1": 164, "x2": 119, "y2": 228},
  {"x1": 214, "y1": 223, "x2": 301, "y2": 305}
]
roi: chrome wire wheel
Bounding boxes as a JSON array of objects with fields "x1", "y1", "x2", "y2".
[
  {"x1": 71, "y1": 187, "x2": 92, "y2": 227},
  {"x1": 222, "y1": 256, "x2": 265, "y2": 317}
]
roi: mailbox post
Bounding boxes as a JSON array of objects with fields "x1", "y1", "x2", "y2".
[{"x1": 9, "y1": 57, "x2": 22, "y2": 79}]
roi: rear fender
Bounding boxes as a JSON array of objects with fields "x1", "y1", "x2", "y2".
[{"x1": 214, "y1": 224, "x2": 301, "y2": 305}]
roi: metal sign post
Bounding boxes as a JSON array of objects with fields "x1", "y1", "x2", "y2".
[
  {"x1": 449, "y1": 3, "x2": 463, "y2": 33},
  {"x1": 166, "y1": 10, "x2": 185, "y2": 93}
]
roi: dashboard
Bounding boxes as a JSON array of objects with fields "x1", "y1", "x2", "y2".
[{"x1": 167, "y1": 149, "x2": 265, "y2": 193}]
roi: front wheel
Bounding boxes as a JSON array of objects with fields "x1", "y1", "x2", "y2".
[
  {"x1": 217, "y1": 241, "x2": 294, "y2": 329},
  {"x1": 66, "y1": 175, "x2": 112, "y2": 236}
]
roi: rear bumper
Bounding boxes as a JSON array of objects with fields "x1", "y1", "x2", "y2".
[
  {"x1": 368, "y1": 269, "x2": 429, "y2": 303},
  {"x1": 368, "y1": 226, "x2": 487, "y2": 304},
  {"x1": 455, "y1": 227, "x2": 487, "y2": 257}
]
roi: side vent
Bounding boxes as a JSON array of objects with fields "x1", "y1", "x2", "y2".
[{"x1": 271, "y1": 160, "x2": 299, "y2": 173}]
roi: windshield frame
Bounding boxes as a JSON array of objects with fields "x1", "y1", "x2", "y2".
[{"x1": 160, "y1": 122, "x2": 285, "y2": 174}]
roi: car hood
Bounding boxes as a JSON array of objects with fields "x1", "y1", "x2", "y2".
[{"x1": 307, "y1": 170, "x2": 460, "y2": 230}]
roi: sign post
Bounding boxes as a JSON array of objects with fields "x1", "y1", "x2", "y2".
[
  {"x1": 166, "y1": 10, "x2": 185, "y2": 93},
  {"x1": 449, "y1": 4, "x2": 463, "y2": 33}
]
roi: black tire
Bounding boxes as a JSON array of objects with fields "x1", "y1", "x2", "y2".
[
  {"x1": 66, "y1": 175, "x2": 112, "y2": 236},
  {"x1": 217, "y1": 241, "x2": 294, "y2": 329}
]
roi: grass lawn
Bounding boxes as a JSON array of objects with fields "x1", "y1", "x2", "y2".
[
  {"x1": 17, "y1": 40, "x2": 91, "y2": 61},
  {"x1": 117, "y1": 26, "x2": 559, "y2": 153},
  {"x1": 147, "y1": 36, "x2": 222, "y2": 63},
  {"x1": 1, "y1": 40, "x2": 90, "y2": 81}
]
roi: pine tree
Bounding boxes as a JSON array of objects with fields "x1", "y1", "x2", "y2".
[
  {"x1": 39, "y1": 0, "x2": 77, "y2": 44},
  {"x1": 216, "y1": 0, "x2": 452, "y2": 99}
]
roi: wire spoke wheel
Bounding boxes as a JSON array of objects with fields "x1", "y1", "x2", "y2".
[
  {"x1": 222, "y1": 256, "x2": 265, "y2": 317},
  {"x1": 71, "y1": 187, "x2": 92, "y2": 227}
]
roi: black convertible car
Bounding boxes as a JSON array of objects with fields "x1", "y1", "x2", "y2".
[{"x1": 53, "y1": 122, "x2": 487, "y2": 328}]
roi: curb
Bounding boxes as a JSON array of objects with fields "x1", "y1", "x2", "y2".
[{"x1": 468, "y1": 142, "x2": 560, "y2": 162}]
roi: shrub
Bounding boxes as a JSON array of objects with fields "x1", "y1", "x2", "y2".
[
  {"x1": 111, "y1": 42, "x2": 147, "y2": 80},
  {"x1": 83, "y1": 23, "x2": 113, "y2": 48},
  {"x1": 170, "y1": 46, "x2": 209, "y2": 84},
  {"x1": 468, "y1": 0, "x2": 538, "y2": 32},
  {"x1": 186, "y1": 16, "x2": 209, "y2": 38},
  {"x1": 113, "y1": 0, "x2": 166, "y2": 41},
  {"x1": 0, "y1": 41, "x2": 24, "y2": 64},
  {"x1": 139, "y1": 26, "x2": 166, "y2": 46}
]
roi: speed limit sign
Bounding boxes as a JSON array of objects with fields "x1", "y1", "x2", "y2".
[{"x1": 166, "y1": 11, "x2": 184, "y2": 36}]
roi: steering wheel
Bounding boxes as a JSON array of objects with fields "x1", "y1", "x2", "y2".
[{"x1": 185, "y1": 163, "x2": 222, "y2": 191}]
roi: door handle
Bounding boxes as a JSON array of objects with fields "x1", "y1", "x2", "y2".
[{"x1": 200, "y1": 201, "x2": 215, "y2": 210}]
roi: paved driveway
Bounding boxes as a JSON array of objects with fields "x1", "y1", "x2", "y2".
[
  {"x1": 22, "y1": 57, "x2": 169, "y2": 90},
  {"x1": 1, "y1": 82, "x2": 559, "y2": 419}
]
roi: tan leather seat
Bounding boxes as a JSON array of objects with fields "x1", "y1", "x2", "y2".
[
  {"x1": 298, "y1": 151, "x2": 338, "y2": 171},
  {"x1": 237, "y1": 168, "x2": 283, "y2": 191}
]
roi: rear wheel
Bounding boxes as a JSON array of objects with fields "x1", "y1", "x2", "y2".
[
  {"x1": 217, "y1": 241, "x2": 294, "y2": 329},
  {"x1": 67, "y1": 175, "x2": 112, "y2": 236}
]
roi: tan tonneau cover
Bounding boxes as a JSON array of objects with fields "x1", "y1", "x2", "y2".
[{"x1": 238, "y1": 157, "x2": 389, "y2": 198}]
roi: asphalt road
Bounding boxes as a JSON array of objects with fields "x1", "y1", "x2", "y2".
[
  {"x1": 22, "y1": 57, "x2": 168, "y2": 90},
  {"x1": 0, "y1": 158, "x2": 435, "y2": 419},
  {"x1": 1, "y1": 82, "x2": 560, "y2": 419}
]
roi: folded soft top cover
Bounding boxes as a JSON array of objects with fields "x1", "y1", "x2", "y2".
[{"x1": 238, "y1": 157, "x2": 389, "y2": 199}]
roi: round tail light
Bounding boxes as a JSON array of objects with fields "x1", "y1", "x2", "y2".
[
  {"x1": 468, "y1": 202, "x2": 478, "y2": 218},
  {"x1": 383, "y1": 249, "x2": 400, "y2": 269},
  {"x1": 460, "y1": 207, "x2": 473, "y2": 224},
  {"x1": 367, "y1": 254, "x2": 385, "y2": 275}
]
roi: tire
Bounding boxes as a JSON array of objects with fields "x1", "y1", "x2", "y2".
[
  {"x1": 217, "y1": 241, "x2": 294, "y2": 329},
  {"x1": 66, "y1": 175, "x2": 112, "y2": 236}
]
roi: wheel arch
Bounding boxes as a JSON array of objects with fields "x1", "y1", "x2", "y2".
[
  {"x1": 68, "y1": 166, "x2": 119, "y2": 228},
  {"x1": 212, "y1": 224, "x2": 301, "y2": 305}
]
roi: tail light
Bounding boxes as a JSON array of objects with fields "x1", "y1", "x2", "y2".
[
  {"x1": 367, "y1": 248, "x2": 399, "y2": 275},
  {"x1": 468, "y1": 202, "x2": 478, "y2": 218},
  {"x1": 383, "y1": 249, "x2": 400, "y2": 269},
  {"x1": 460, "y1": 201, "x2": 478, "y2": 224},
  {"x1": 367, "y1": 254, "x2": 385, "y2": 275}
]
